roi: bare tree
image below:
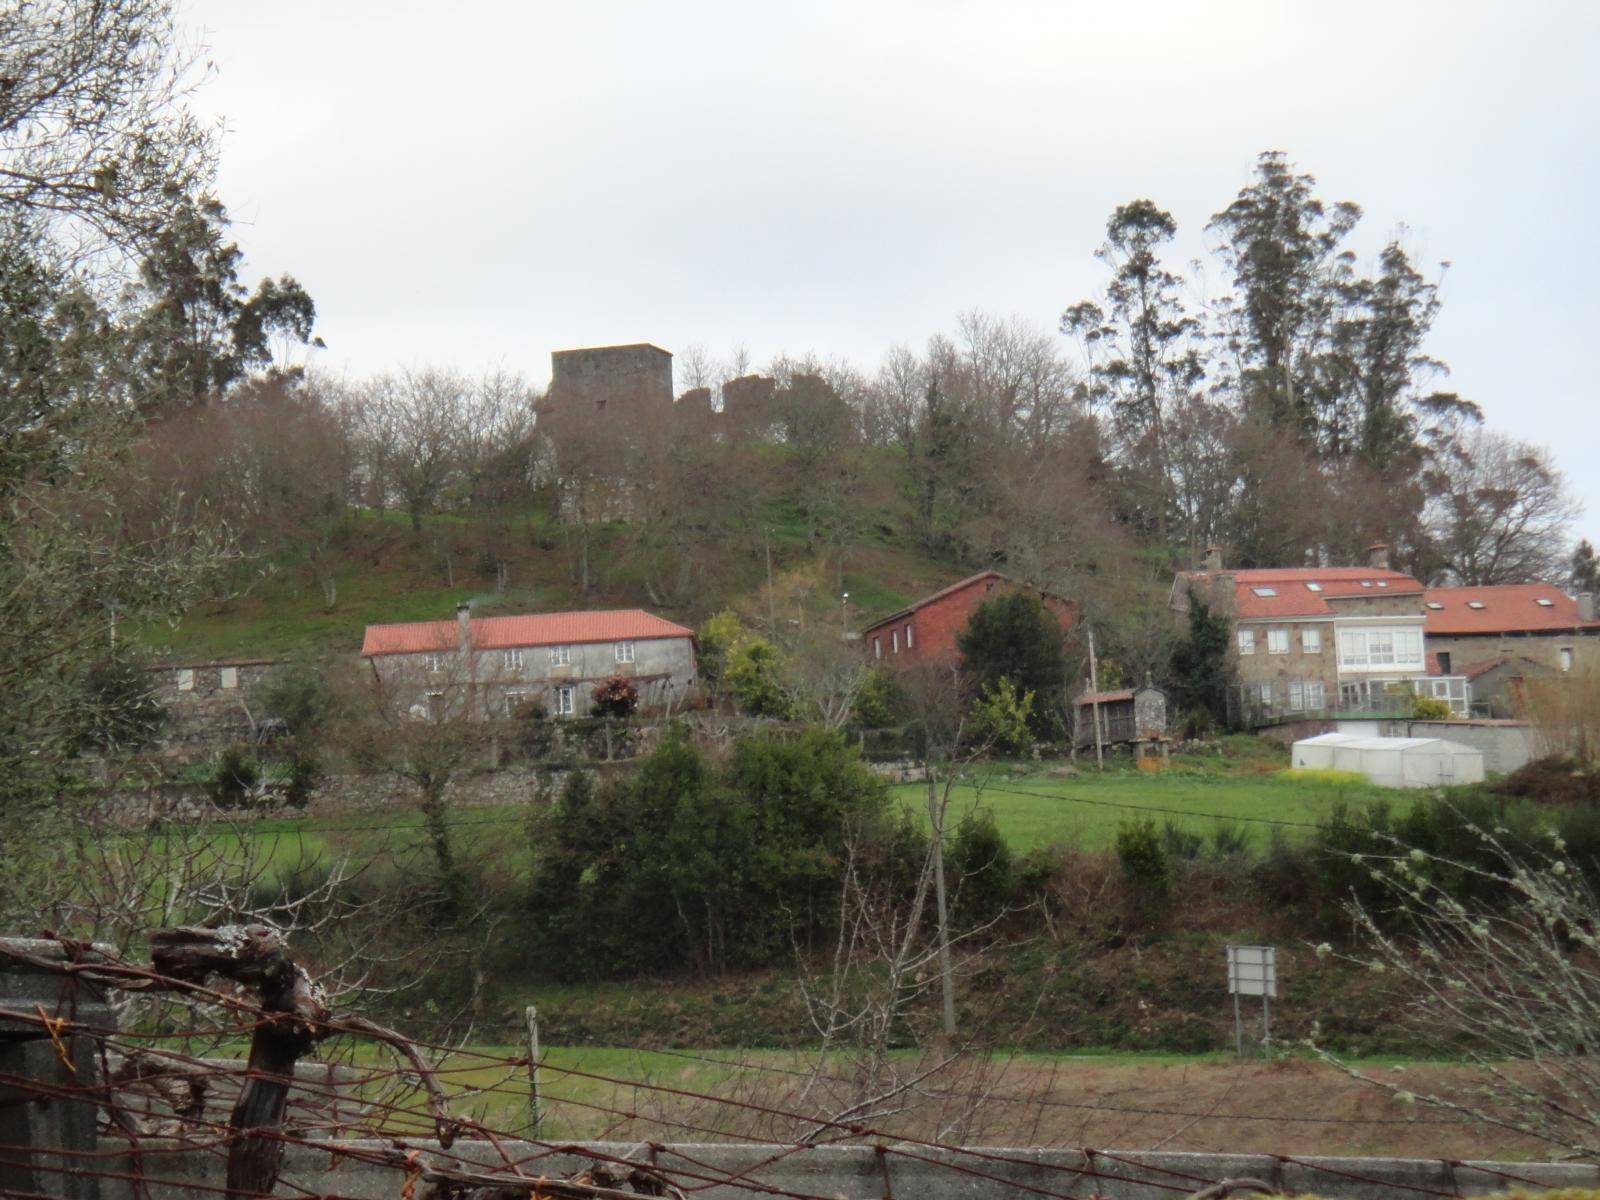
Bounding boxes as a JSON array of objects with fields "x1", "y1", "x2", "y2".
[
  {"x1": 1319, "y1": 822, "x2": 1600, "y2": 1158},
  {"x1": 1423, "y1": 429, "x2": 1582, "y2": 584},
  {"x1": 0, "y1": 0, "x2": 215, "y2": 261}
]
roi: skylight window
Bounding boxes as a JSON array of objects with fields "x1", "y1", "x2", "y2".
[
  {"x1": 1305, "y1": 582, "x2": 1323, "y2": 593},
  {"x1": 1360, "y1": 581, "x2": 1373, "y2": 588},
  {"x1": 1536, "y1": 597, "x2": 1555, "y2": 607},
  {"x1": 1251, "y1": 586, "x2": 1277, "y2": 597},
  {"x1": 1426, "y1": 602, "x2": 1444, "y2": 610},
  {"x1": 1467, "y1": 601, "x2": 1486, "y2": 610},
  {"x1": 1376, "y1": 581, "x2": 1389, "y2": 588}
]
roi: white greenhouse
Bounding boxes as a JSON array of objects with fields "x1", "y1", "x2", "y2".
[{"x1": 1290, "y1": 733, "x2": 1485, "y2": 789}]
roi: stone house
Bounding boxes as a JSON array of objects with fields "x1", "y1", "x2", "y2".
[
  {"x1": 859, "y1": 571, "x2": 1075, "y2": 670},
  {"x1": 147, "y1": 658, "x2": 281, "y2": 747},
  {"x1": 1423, "y1": 584, "x2": 1600, "y2": 716},
  {"x1": 360, "y1": 606, "x2": 697, "y2": 720},
  {"x1": 1172, "y1": 545, "x2": 1469, "y2": 723}
]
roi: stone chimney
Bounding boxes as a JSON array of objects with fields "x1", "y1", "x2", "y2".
[
  {"x1": 1367, "y1": 542, "x2": 1390, "y2": 570},
  {"x1": 1202, "y1": 545, "x2": 1222, "y2": 571},
  {"x1": 455, "y1": 602, "x2": 472, "y2": 652},
  {"x1": 1580, "y1": 592, "x2": 1596, "y2": 622}
]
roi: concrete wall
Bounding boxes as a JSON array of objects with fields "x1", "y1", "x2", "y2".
[
  {"x1": 1390, "y1": 719, "x2": 1536, "y2": 775},
  {"x1": 96, "y1": 1138, "x2": 1600, "y2": 1200}
]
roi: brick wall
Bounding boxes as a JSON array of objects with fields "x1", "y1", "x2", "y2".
[{"x1": 866, "y1": 577, "x2": 1074, "y2": 669}]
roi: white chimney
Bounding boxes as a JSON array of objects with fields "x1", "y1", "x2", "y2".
[
  {"x1": 1367, "y1": 542, "x2": 1390, "y2": 570},
  {"x1": 1580, "y1": 592, "x2": 1596, "y2": 622},
  {"x1": 455, "y1": 602, "x2": 472, "y2": 652}
]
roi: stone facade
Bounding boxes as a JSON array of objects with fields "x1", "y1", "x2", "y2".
[
  {"x1": 545, "y1": 343, "x2": 673, "y2": 416},
  {"x1": 147, "y1": 659, "x2": 281, "y2": 747}
]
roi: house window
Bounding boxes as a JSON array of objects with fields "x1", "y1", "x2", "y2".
[
  {"x1": 1251, "y1": 586, "x2": 1278, "y2": 598},
  {"x1": 177, "y1": 668, "x2": 195, "y2": 692},
  {"x1": 219, "y1": 667, "x2": 239, "y2": 689},
  {"x1": 1338, "y1": 627, "x2": 1423, "y2": 670},
  {"x1": 1267, "y1": 629, "x2": 1289, "y2": 655},
  {"x1": 872, "y1": 636, "x2": 881, "y2": 660},
  {"x1": 1304, "y1": 681, "x2": 1325, "y2": 709},
  {"x1": 891, "y1": 629, "x2": 899, "y2": 653},
  {"x1": 1287, "y1": 681, "x2": 1304, "y2": 711},
  {"x1": 555, "y1": 685, "x2": 575, "y2": 716},
  {"x1": 615, "y1": 641, "x2": 635, "y2": 664},
  {"x1": 1436, "y1": 651, "x2": 1452, "y2": 675},
  {"x1": 1301, "y1": 628, "x2": 1322, "y2": 654},
  {"x1": 550, "y1": 645, "x2": 572, "y2": 667},
  {"x1": 904, "y1": 623, "x2": 914, "y2": 649},
  {"x1": 1561, "y1": 647, "x2": 1574, "y2": 673},
  {"x1": 1237, "y1": 629, "x2": 1255, "y2": 655},
  {"x1": 505, "y1": 688, "x2": 535, "y2": 716},
  {"x1": 424, "y1": 653, "x2": 445, "y2": 672},
  {"x1": 503, "y1": 649, "x2": 524, "y2": 671},
  {"x1": 1252, "y1": 682, "x2": 1274, "y2": 706}
]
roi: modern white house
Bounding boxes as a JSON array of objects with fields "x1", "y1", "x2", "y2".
[{"x1": 1291, "y1": 732, "x2": 1485, "y2": 788}]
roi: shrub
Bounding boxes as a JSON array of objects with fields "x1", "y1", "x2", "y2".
[
  {"x1": 1210, "y1": 822, "x2": 1251, "y2": 858},
  {"x1": 696, "y1": 610, "x2": 745, "y2": 687},
  {"x1": 956, "y1": 591, "x2": 1068, "y2": 737},
  {"x1": 969, "y1": 677, "x2": 1034, "y2": 756},
  {"x1": 77, "y1": 657, "x2": 167, "y2": 752},
  {"x1": 1115, "y1": 818, "x2": 1171, "y2": 903},
  {"x1": 725, "y1": 636, "x2": 791, "y2": 717},
  {"x1": 1411, "y1": 692, "x2": 1453, "y2": 720},
  {"x1": 209, "y1": 745, "x2": 260, "y2": 807},
  {"x1": 591, "y1": 675, "x2": 639, "y2": 718},
  {"x1": 852, "y1": 666, "x2": 905, "y2": 729},
  {"x1": 1159, "y1": 819, "x2": 1204, "y2": 860},
  {"x1": 948, "y1": 808, "x2": 1014, "y2": 920}
]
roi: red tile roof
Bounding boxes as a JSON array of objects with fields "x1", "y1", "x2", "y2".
[
  {"x1": 1423, "y1": 585, "x2": 1600, "y2": 636},
  {"x1": 361, "y1": 609, "x2": 694, "y2": 657},
  {"x1": 1180, "y1": 567, "x2": 1424, "y2": 619},
  {"x1": 1077, "y1": 688, "x2": 1137, "y2": 706}
]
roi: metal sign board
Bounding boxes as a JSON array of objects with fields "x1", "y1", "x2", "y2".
[{"x1": 1226, "y1": 944, "x2": 1277, "y2": 998}]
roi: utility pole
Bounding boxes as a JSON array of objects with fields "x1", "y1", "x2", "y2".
[
  {"x1": 841, "y1": 592, "x2": 850, "y2": 637},
  {"x1": 764, "y1": 528, "x2": 775, "y2": 630},
  {"x1": 1087, "y1": 627, "x2": 1104, "y2": 770},
  {"x1": 926, "y1": 769, "x2": 958, "y2": 1039}
]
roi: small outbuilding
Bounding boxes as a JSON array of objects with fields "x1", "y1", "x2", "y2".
[
  {"x1": 1074, "y1": 685, "x2": 1168, "y2": 752},
  {"x1": 1291, "y1": 732, "x2": 1485, "y2": 788}
]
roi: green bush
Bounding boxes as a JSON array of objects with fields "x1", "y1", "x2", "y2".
[
  {"x1": 969, "y1": 677, "x2": 1034, "y2": 756},
  {"x1": 1115, "y1": 818, "x2": 1171, "y2": 902},
  {"x1": 852, "y1": 666, "x2": 905, "y2": 729},
  {"x1": 1159, "y1": 819, "x2": 1205, "y2": 860},
  {"x1": 956, "y1": 591, "x2": 1069, "y2": 737},
  {"x1": 209, "y1": 745, "x2": 260, "y2": 807},
  {"x1": 725, "y1": 636, "x2": 792, "y2": 718},
  {"x1": 948, "y1": 808, "x2": 1014, "y2": 920}
]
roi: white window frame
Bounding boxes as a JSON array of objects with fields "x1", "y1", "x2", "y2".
[
  {"x1": 1561, "y1": 647, "x2": 1574, "y2": 673},
  {"x1": 177, "y1": 668, "x2": 195, "y2": 692},
  {"x1": 549, "y1": 645, "x2": 572, "y2": 667},
  {"x1": 555, "y1": 684, "x2": 575, "y2": 716},
  {"x1": 614, "y1": 640, "x2": 635, "y2": 664},
  {"x1": 1252, "y1": 682, "x2": 1274, "y2": 706},
  {"x1": 424, "y1": 653, "x2": 446, "y2": 673},
  {"x1": 1267, "y1": 629, "x2": 1289, "y2": 655},
  {"x1": 1287, "y1": 680, "x2": 1304, "y2": 711},
  {"x1": 502, "y1": 648, "x2": 524, "y2": 671},
  {"x1": 872, "y1": 636, "x2": 881, "y2": 660},
  {"x1": 1337, "y1": 627, "x2": 1423, "y2": 671},
  {"x1": 904, "y1": 623, "x2": 914, "y2": 649},
  {"x1": 1301, "y1": 628, "x2": 1322, "y2": 654},
  {"x1": 219, "y1": 666, "x2": 239, "y2": 689},
  {"x1": 1304, "y1": 681, "x2": 1325, "y2": 709},
  {"x1": 891, "y1": 629, "x2": 899, "y2": 653},
  {"x1": 505, "y1": 687, "x2": 535, "y2": 715},
  {"x1": 1237, "y1": 629, "x2": 1255, "y2": 655}
]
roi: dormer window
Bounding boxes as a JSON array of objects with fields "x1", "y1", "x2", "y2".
[
  {"x1": 1251, "y1": 586, "x2": 1277, "y2": 598},
  {"x1": 1305, "y1": 582, "x2": 1323, "y2": 593},
  {"x1": 1467, "y1": 601, "x2": 1486, "y2": 610}
]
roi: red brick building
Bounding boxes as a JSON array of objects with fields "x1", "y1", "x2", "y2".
[{"x1": 860, "y1": 571, "x2": 1074, "y2": 668}]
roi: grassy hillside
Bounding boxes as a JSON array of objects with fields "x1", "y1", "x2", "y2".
[{"x1": 135, "y1": 474, "x2": 970, "y2": 661}]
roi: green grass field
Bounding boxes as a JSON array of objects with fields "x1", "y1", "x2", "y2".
[{"x1": 891, "y1": 757, "x2": 1398, "y2": 853}]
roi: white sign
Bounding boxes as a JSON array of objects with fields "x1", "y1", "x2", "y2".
[{"x1": 1227, "y1": 945, "x2": 1277, "y2": 998}]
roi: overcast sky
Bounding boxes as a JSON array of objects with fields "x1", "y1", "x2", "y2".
[{"x1": 193, "y1": 0, "x2": 1599, "y2": 539}]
